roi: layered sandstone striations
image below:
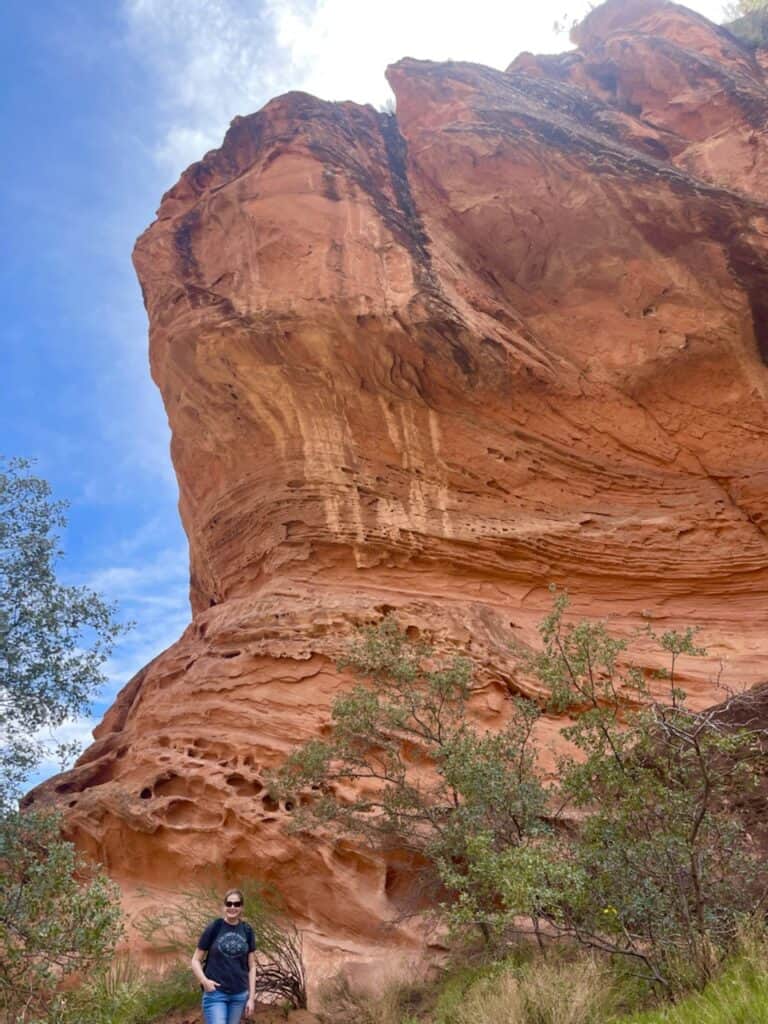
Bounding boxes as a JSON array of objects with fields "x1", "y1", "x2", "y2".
[{"x1": 30, "y1": 0, "x2": 768, "y2": 954}]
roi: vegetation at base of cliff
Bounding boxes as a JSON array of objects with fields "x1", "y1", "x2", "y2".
[
  {"x1": 43, "y1": 960, "x2": 200, "y2": 1024},
  {"x1": 318, "y1": 950, "x2": 639, "y2": 1024},
  {"x1": 317, "y1": 927, "x2": 768, "y2": 1024},
  {"x1": 618, "y1": 935, "x2": 768, "y2": 1023},
  {"x1": 0, "y1": 458, "x2": 128, "y2": 1023},
  {"x1": 277, "y1": 597, "x2": 768, "y2": 992},
  {"x1": 0, "y1": 809, "x2": 123, "y2": 1023}
]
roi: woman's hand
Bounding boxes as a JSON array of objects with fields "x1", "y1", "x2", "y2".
[
  {"x1": 245, "y1": 997, "x2": 255, "y2": 1017},
  {"x1": 201, "y1": 978, "x2": 220, "y2": 994}
]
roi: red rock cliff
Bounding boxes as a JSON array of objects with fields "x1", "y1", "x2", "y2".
[{"x1": 30, "y1": 0, "x2": 768, "y2": 957}]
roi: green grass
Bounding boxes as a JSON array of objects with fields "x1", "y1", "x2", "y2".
[
  {"x1": 55, "y1": 957, "x2": 200, "y2": 1024},
  {"x1": 386, "y1": 941, "x2": 768, "y2": 1024},
  {"x1": 432, "y1": 961, "x2": 507, "y2": 1023},
  {"x1": 50, "y1": 938, "x2": 768, "y2": 1024},
  {"x1": 434, "y1": 952, "x2": 634, "y2": 1024},
  {"x1": 616, "y1": 948, "x2": 768, "y2": 1024}
]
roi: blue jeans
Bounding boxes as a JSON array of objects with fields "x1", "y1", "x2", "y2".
[{"x1": 201, "y1": 988, "x2": 248, "y2": 1024}]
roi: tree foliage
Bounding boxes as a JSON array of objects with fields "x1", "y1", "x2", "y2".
[
  {"x1": 0, "y1": 809, "x2": 123, "y2": 1022},
  {"x1": 725, "y1": 0, "x2": 768, "y2": 17},
  {"x1": 0, "y1": 456, "x2": 126, "y2": 803},
  {"x1": 278, "y1": 600, "x2": 768, "y2": 989},
  {"x1": 0, "y1": 457, "x2": 127, "y2": 1021},
  {"x1": 276, "y1": 618, "x2": 550, "y2": 936},
  {"x1": 724, "y1": 0, "x2": 768, "y2": 45},
  {"x1": 528, "y1": 594, "x2": 768, "y2": 988}
]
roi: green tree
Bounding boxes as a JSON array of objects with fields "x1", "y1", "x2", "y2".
[
  {"x1": 276, "y1": 617, "x2": 551, "y2": 941},
  {"x1": 527, "y1": 592, "x2": 768, "y2": 988},
  {"x1": 278, "y1": 602, "x2": 768, "y2": 989},
  {"x1": 725, "y1": 0, "x2": 768, "y2": 17},
  {"x1": 0, "y1": 457, "x2": 127, "y2": 1021},
  {"x1": 0, "y1": 456, "x2": 126, "y2": 803}
]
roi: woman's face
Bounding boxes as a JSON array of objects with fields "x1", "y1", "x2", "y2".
[{"x1": 223, "y1": 892, "x2": 243, "y2": 923}]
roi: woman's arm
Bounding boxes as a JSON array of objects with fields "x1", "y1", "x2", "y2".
[
  {"x1": 246, "y1": 951, "x2": 256, "y2": 1016},
  {"x1": 191, "y1": 948, "x2": 219, "y2": 993}
]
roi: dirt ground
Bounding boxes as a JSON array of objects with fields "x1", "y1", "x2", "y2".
[{"x1": 160, "y1": 1007, "x2": 319, "y2": 1024}]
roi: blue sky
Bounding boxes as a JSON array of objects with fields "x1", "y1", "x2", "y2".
[{"x1": 1, "y1": 0, "x2": 729, "y2": 781}]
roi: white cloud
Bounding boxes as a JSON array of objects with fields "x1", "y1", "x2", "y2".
[
  {"x1": 122, "y1": 0, "x2": 285, "y2": 170},
  {"x1": 124, "y1": 0, "x2": 731, "y2": 175},
  {"x1": 155, "y1": 126, "x2": 220, "y2": 169},
  {"x1": 267, "y1": 0, "x2": 731, "y2": 103},
  {"x1": 27, "y1": 536, "x2": 192, "y2": 790},
  {"x1": 85, "y1": 540, "x2": 191, "y2": 698},
  {"x1": 85, "y1": 544, "x2": 188, "y2": 602}
]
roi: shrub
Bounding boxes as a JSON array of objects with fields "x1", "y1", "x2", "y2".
[
  {"x1": 278, "y1": 600, "x2": 768, "y2": 991},
  {"x1": 275, "y1": 617, "x2": 550, "y2": 942},
  {"x1": 530, "y1": 592, "x2": 768, "y2": 989},
  {"x1": 135, "y1": 879, "x2": 307, "y2": 1009},
  {"x1": 49, "y1": 957, "x2": 198, "y2": 1024},
  {"x1": 0, "y1": 809, "x2": 123, "y2": 1023},
  {"x1": 318, "y1": 973, "x2": 427, "y2": 1024}
]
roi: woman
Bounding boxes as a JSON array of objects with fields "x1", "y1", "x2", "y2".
[{"x1": 191, "y1": 888, "x2": 256, "y2": 1024}]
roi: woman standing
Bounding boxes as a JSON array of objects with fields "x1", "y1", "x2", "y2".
[{"x1": 191, "y1": 888, "x2": 256, "y2": 1023}]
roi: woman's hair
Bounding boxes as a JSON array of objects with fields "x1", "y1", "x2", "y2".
[{"x1": 224, "y1": 888, "x2": 244, "y2": 903}]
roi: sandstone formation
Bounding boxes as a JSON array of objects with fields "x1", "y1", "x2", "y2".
[{"x1": 29, "y1": 0, "x2": 768, "y2": 966}]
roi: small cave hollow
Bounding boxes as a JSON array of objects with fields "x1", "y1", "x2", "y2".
[
  {"x1": 226, "y1": 773, "x2": 264, "y2": 797},
  {"x1": 162, "y1": 798, "x2": 222, "y2": 828},
  {"x1": 153, "y1": 773, "x2": 192, "y2": 798}
]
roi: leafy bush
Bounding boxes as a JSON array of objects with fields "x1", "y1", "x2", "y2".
[
  {"x1": 278, "y1": 601, "x2": 768, "y2": 990},
  {"x1": 48, "y1": 957, "x2": 198, "y2": 1024},
  {"x1": 0, "y1": 809, "x2": 123, "y2": 1023},
  {"x1": 275, "y1": 617, "x2": 549, "y2": 942},
  {"x1": 529, "y1": 593, "x2": 768, "y2": 988},
  {"x1": 0, "y1": 456, "x2": 127, "y2": 805}
]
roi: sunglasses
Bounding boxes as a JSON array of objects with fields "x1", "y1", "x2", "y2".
[{"x1": 224, "y1": 899, "x2": 243, "y2": 907}]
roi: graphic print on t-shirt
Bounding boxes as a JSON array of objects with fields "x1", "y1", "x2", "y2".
[{"x1": 217, "y1": 929, "x2": 249, "y2": 958}]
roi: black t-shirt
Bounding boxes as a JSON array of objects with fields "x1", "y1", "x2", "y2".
[{"x1": 198, "y1": 918, "x2": 255, "y2": 994}]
